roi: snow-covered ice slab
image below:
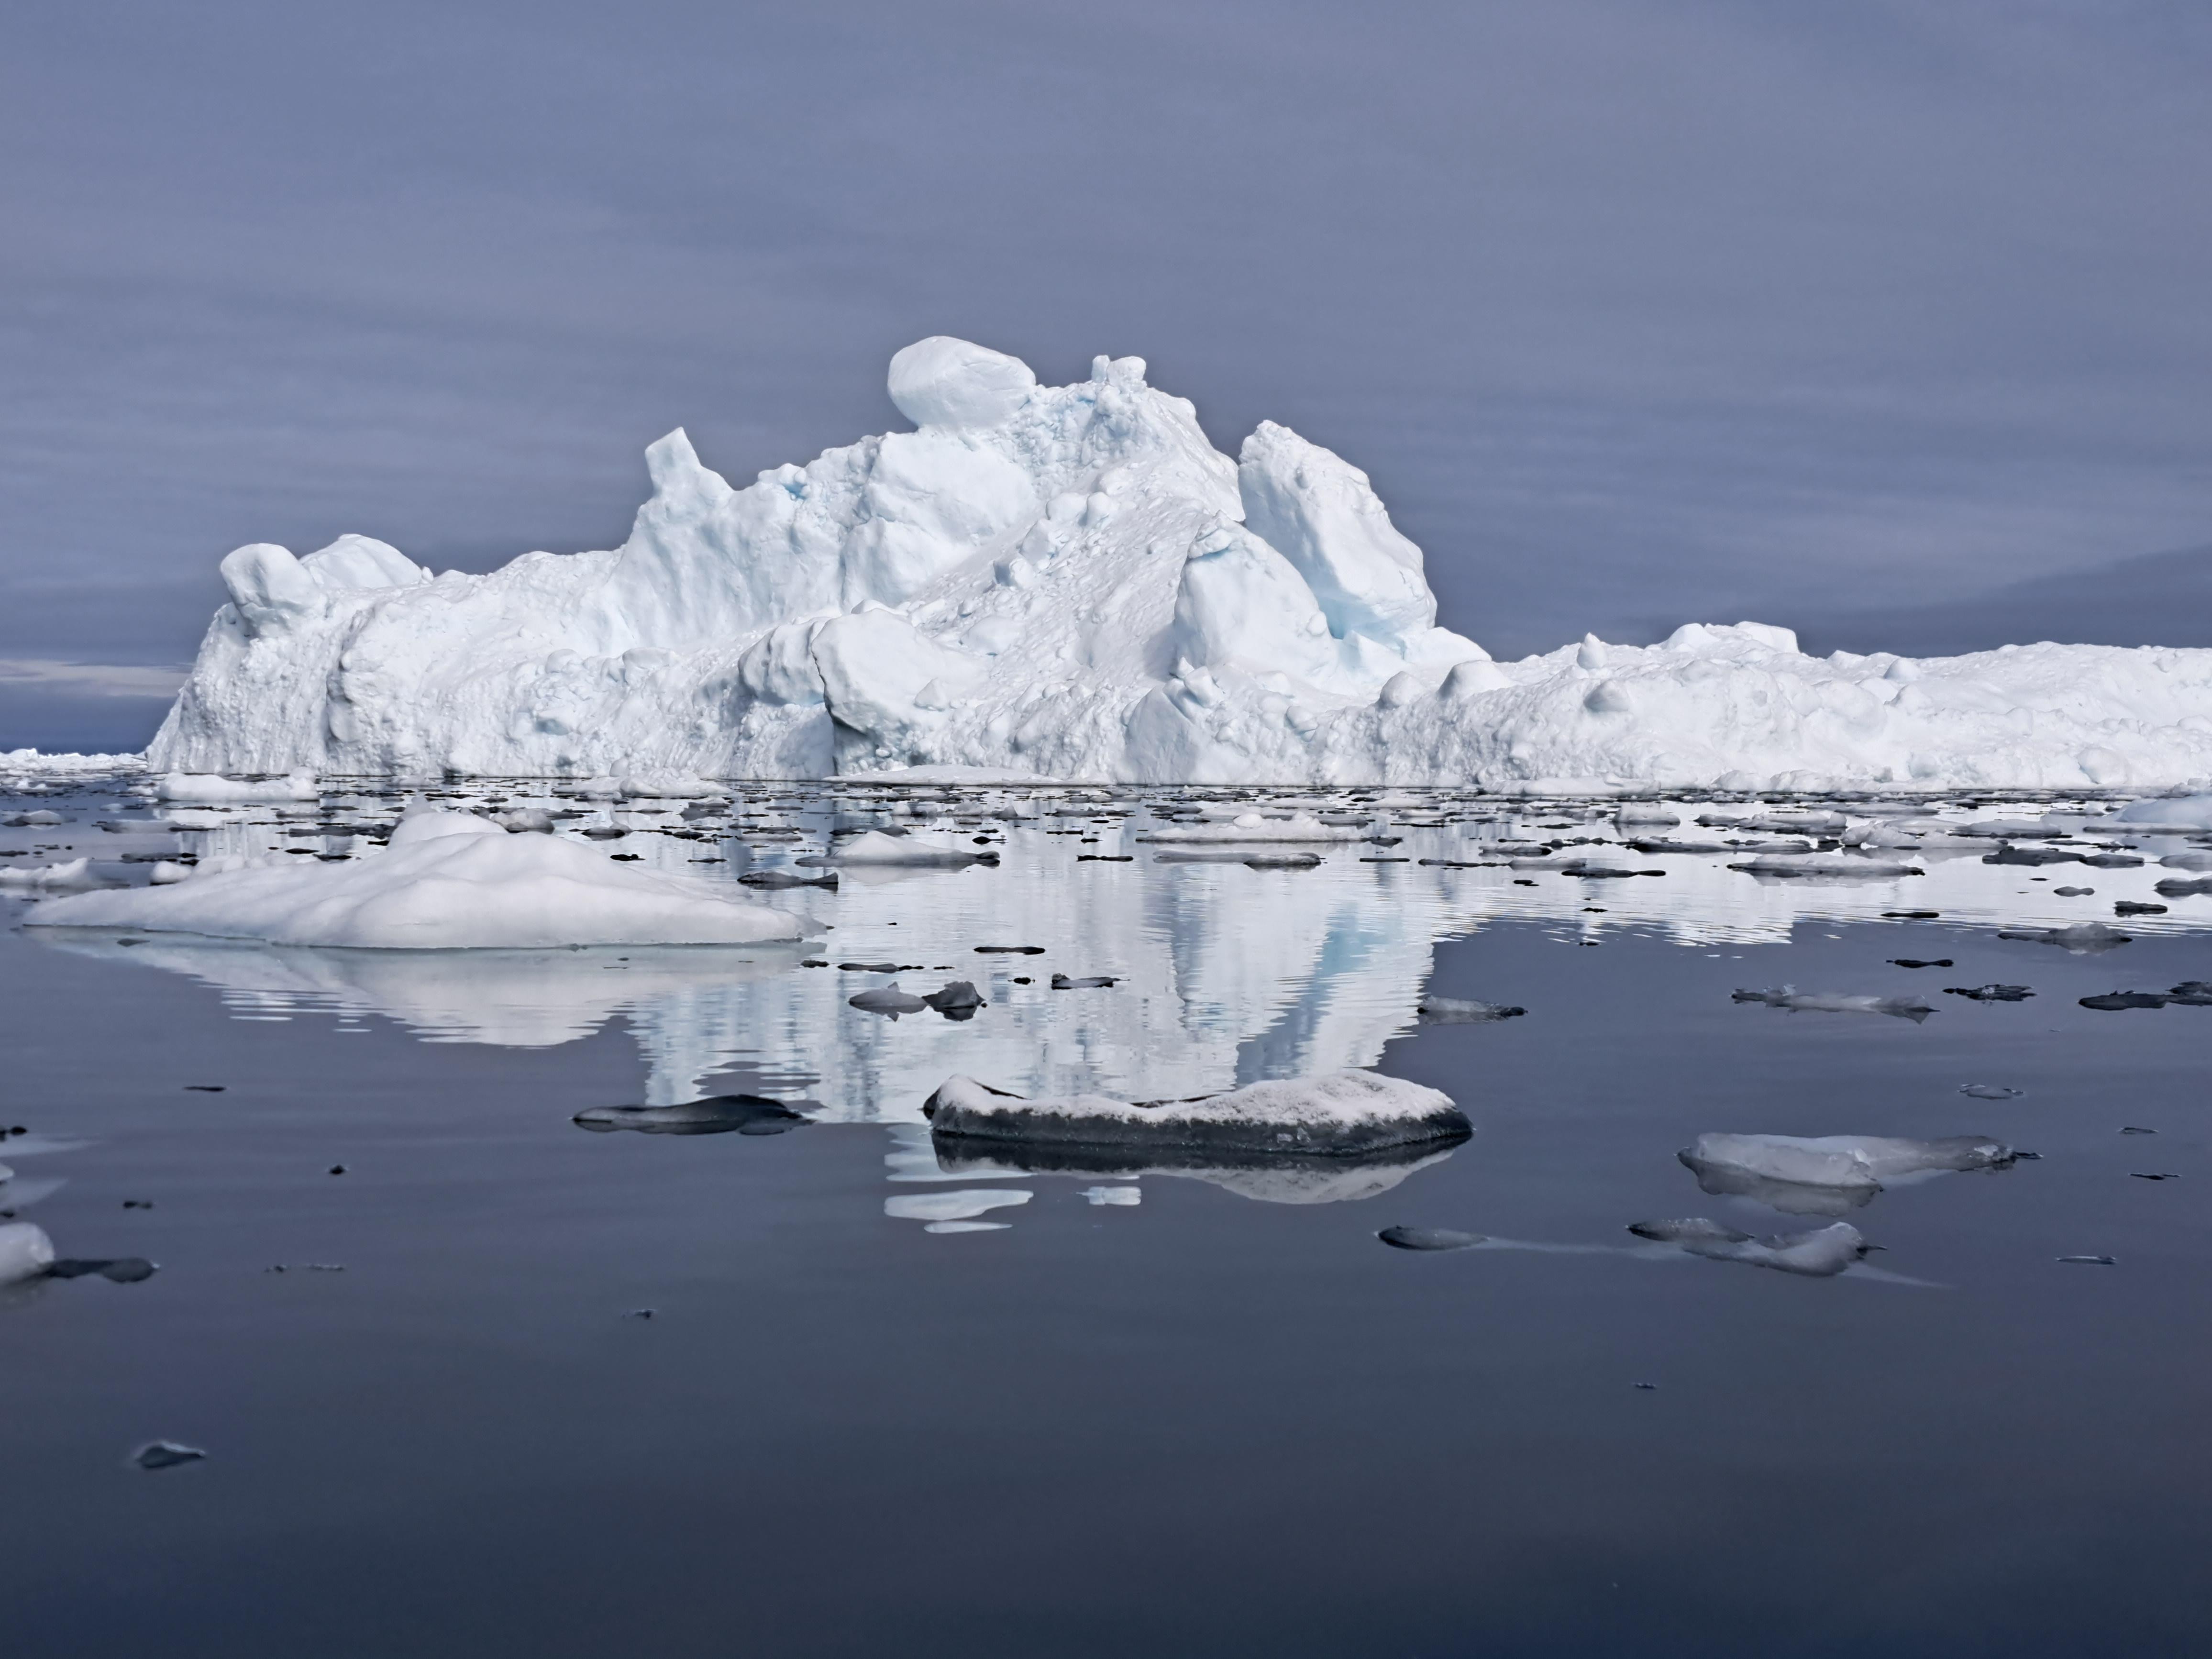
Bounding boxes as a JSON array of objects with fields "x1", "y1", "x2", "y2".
[
  {"x1": 24, "y1": 811, "x2": 805, "y2": 949},
  {"x1": 139, "y1": 336, "x2": 2212, "y2": 789},
  {"x1": 1680, "y1": 1133, "x2": 2018, "y2": 1201},
  {"x1": 807, "y1": 829, "x2": 996, "y2": 867},
  {"x1": 924, "y1": 1070, "x2": 1469, "y2": 1159},
  {"x1": 156, "y1": 771, "x2": 317, "y2": 803},
  {"x1": 0, "y1": 858, "x2": 97, "y2": 889}
]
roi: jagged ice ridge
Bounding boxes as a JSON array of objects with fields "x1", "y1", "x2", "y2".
[{"x1": 149, "y1": 337, "x2": 2212, "y2": 788}]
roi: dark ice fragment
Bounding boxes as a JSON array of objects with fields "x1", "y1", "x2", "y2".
[
  {"x1": 133, "y1": 1441, "x2": 206, "y2": 1471},
  {"x1": 1378, "y1": 1225, "x2": 1484, "y2": 1251},
  {"x1": 46, "y1": 1258, "x2": 157, "y2": 1283},
  {"x1": 1944, "y1": 984, "x2": 2035, "y2": 1002},
  {"x1": 2079, "y1": 991, "x2": 2168, "y2": 1010},
  {"x1": 575, "y1": 1095, "x2": 813, "y2": 1136}
]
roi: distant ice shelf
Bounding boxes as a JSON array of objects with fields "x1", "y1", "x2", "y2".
[{"x1": 140, "y1": 336, "x2": 2212, "y2": 789}]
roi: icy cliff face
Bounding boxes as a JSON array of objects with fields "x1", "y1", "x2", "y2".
[{"x1": 148, "y1": 340, "x2": 2212, "y2": 788}]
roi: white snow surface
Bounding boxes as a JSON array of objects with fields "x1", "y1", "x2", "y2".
[
  {"x1": 1, "y1": 750, "x2": 145, "y2": 778},
  {"x1": 141, "y1": 337, "x2": 2212, "y2": 788},
  {"x1": 156, "y1": 771, "x2": 317, "y2": 803},
  {"x1": 0, "y1": 1221, "x2": 56, "y2": 1286},
  {"x1": 24, "y1": 810, "x2": 805, "y2": 948},
  {"x1": 925, "y1": 1069, "x2": 1459, "y2": 1132}
]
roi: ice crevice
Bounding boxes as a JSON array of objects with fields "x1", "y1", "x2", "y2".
[{"x1": 145, "y1": 338, "x2": 2212, "y2": 789}]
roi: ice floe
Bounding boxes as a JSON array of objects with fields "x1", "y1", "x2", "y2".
[
  {"x1": 1678, "y1": 1133, "x2": 2018, "y2": 1215},
  {"x1": 25, "y1": 810, "x2": 805, "y2": 948},
  {"x1": 572, "y1": 1096, "x2": 813, "y2": 1135},
  {"x1": 924, "y1": 1070, "x2": 1468, "y2": 1157}
]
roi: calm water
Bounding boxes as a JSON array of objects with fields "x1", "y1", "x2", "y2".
[{"x1": 3, "y1": 779, "x2": 2209, "y2": 1657}]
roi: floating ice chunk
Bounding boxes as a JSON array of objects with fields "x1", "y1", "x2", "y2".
[
  {"x1": 2158, "y1": 850, "x2": 2212, "y2": 871},
  {"x1": 883, "y1": 1189, "x2": 1033, "y2": 1223},
  {"x1": 1945, "y1": 984, "x2": 2034, "y2": 1002},
  {"x1": 850, "y1": 985, "x2": 930, "y2": 1018},
  {"x1": 1959, "y1": 1084, "x2": 2024, "y2": 1100},
  {"x1": 1628, "y1": 1217, "x2": 1754, "y2": 1246},
  {"x1": 1681, "y1": 1133, "x2": 2016, "y2": 1200},
  {"x1": 4, "y1": 809, "x2": 65, "y2": 827},
  {"x1": 132, "y1": 1441, "x2": 206, "y2": 1471},
  {"x1": 499, "y1": 808, "x2": 555, "y2": 833},
  {"x1": 1997, "y1": 923, "x2": 2132, "y2": 952},
  {"x1": 0, "y1": 1221, "x2": 56, "y2": 1286},
  {"x1": 618, "y1": 772, "x2": 721, "y2": 799},
  {"x1": 1732, "y1": 987, "x2": 1934, "y2": 1021},
  {"x1": 1646, "y1": 1219, "x2": 1873, "y2": 1277},
  {"x1": 26, "y1": 811, "x2": 804, "y2": 948},
  {"x1": 922, "y1": 979, "x2": 987, "y2": 1017},
  {"x1": 156, "y1": 772, "x2": 316, "y2": 803},
  {"x1": 1416, "y1": 995, "x2": 1526, "y2": 1023},
  {"x1": 1730, "y1": 853, "x2": 1922, "y2": 878},
  {"x1": 0, "y1": 858, "x2": 94, "y2": 889},
  {"x1": 1050, "y1": 973, "x2": 1117, "y2": 990},
  {"x1": 1377, "y1": 1224, "x2": 1483, "y2": 1250},
  {"x1": 573, "y1": 1095, "x2": 812, "y2": 1135},
  {"x1": 1080, "y1": 1185, "x2": 1142, "y2": 1206},
  {"x1": 924, "y1": 1070, "x2": 1468, "y2": 1158},
  {"x1": 809, "y1": 830, "x2": 995, "y2": 867},
  {"x1": 924, "y1": 1219, "x2": 1011, "y2": 1233},
  {"x1": 2079, "y1": 991, "x2": 2168, "y2": 1011},
  {"x1": 2112, "y1": 794, "x2": 2212, "y2": 831}
]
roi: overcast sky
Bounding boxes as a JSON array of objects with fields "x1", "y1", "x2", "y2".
[{"x1": 4, "y1": 0, "x2": 2209, "y2": 749}]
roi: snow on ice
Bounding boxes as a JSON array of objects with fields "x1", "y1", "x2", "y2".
[
  {"x1": 23, "y1": 810, "x2": 806, "y2": 948},
  {"x1": 139, "y1": 338, "x2": 2212, "y2": 789}
]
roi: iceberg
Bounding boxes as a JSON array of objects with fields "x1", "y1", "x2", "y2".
[
  {"x1": 141, "y1": 338, "x2": 2212, "y2": 789},
  {"x1": 23, "y1": 810, "x2": 805, "y2": 948},
  {"x1": 922, "y1": 1069, "x2": 1469, "y2": 1158}
]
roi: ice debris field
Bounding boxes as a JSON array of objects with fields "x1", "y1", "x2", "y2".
[{"x1": 64, "y1": 333, "x2": 2208, "y2": 791}]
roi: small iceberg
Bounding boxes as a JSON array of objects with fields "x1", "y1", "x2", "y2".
[
  {"x1": 156, "y1": 771, "x2": 316, "y2": 803},
  {"x1": 801, "y1": 829, "x2": 996, "y2": 868},
  {"x1": 573, "y1": 1095, "x2": 813, "y2": 1136},
  {"x1": 1729, "y1": 853, "x2": 1922, "y2": 878},
  {"x1": 0, "y1": 858, "x2": 96, "y2": 889},
  {"x1": 25, "y1": 810, "x2": 805, "y2": 948},
  {"x1": 1417, "y1": 995, "x2": 1526, "y2": 1023},
  {"x1": 924, "y1": 1070, "x2": 1469, "y2": 1159},
  {"x1": 1997, "y1": 923, "x2": 2132, "y2": 953},
  {"x1": 1732, "y1": 987, "x2": 1933, "y2": 1021},
  {"x1": 1679, "y1": 1133, "x2": 2018, "y2": 1214},
  {"x1": 1628, "y1": 1217, "x2": 1874, "y2": 1277}
]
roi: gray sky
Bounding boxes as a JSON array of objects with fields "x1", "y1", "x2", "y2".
[{"x1": 4, "y1": 0, "x2": 2209, "y2": 750}]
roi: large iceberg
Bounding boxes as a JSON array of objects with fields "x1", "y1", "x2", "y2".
[{"x1": 148, "y1": 339, "x2": 2212, "y2": 789}]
